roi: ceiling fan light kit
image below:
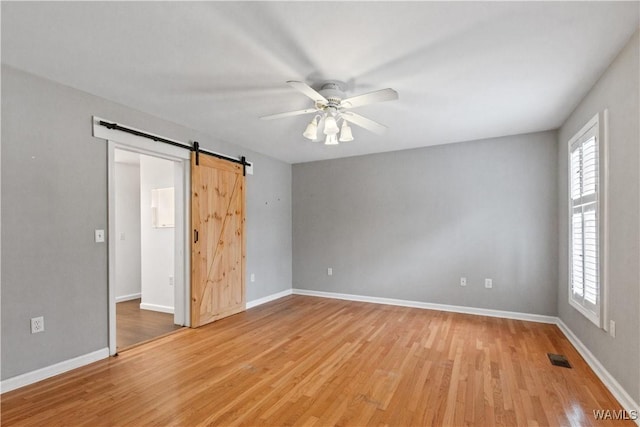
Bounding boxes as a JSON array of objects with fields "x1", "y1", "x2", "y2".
[
  {"x1": 261, "y1": 80, "x2": 398, "y2": 146},
  {"x1": 303, "y1": 116, "x2": 319, "y2": 140},
  {"x1": 324, "y1": 134, "x2": 339, "y2": 145},
  {"x1": 339, "y1": 120, "x2": 354, "y2": 142},
  {"x1": 323, "y1": 115, "x2": 340, "y2": 135}
]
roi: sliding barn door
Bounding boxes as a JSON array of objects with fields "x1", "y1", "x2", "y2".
[{"x1": 191, "y1": 153, "x2": 246, "y2": 327}]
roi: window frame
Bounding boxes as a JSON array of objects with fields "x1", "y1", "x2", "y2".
[{"x1": 567, "y1": 111, "x2": 608, "y2": 328}]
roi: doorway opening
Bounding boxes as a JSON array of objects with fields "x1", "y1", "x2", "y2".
[
  {"x1": 107, "y1": 136, "x2": 190, "y2": 356},
  {"x1": 113, "y1": 149, "x2": 184, "y2": 350}
]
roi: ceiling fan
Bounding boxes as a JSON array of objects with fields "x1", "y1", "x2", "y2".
[{"x1": 260, "y1": 81, "x2": 398, "y2": 145}]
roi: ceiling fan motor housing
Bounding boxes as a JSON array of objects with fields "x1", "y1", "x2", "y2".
[{"x1": 319, "y1": 82, "x2": 346, "y2": 107}]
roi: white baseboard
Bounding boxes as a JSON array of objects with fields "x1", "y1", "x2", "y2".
[
  {"x1": 115, "y1": 292, "x2": 141, "y2": 303},
  {"x1": 0, "y1": 347, "x2": 109, "y2": 394},
  {"x1": 246, "y1": 289, "x2": 293, "y2": 309},
  {"x1": 556, "y1": 320, "x2": 640, "y2": 425},
  {"x1": 292, "y1": 288, "x2": 557, "y2": 324},
  {"x1": 139, "y1": 302, "x2": 174, "y2": 314}
]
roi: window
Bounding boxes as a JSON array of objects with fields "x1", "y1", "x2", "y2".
[{"x1": 568, "y1": 113, "x2": 604, "y2": 326}]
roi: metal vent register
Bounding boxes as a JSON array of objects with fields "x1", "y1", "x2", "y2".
[{"x1": 548, "y1": 353, "x2": 572, "y2": 368}]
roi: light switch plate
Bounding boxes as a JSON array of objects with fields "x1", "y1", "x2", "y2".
[{"x1": 95, "y1": 229, "x2": 105, "y2": 243}]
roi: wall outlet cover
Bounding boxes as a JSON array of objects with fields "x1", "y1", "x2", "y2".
[
  {"x1": 31, "y1": 316, "x2": 45, "y2": 334},
  {"x1": 609, "y1": 320, "x2": 616, "y2": 338}
]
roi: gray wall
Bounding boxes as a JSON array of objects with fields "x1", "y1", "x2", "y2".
[
  {"x1": 139, "y1": 155, "x2": 175, "y2": 311},
  {"x1": 1, "y1": 65, "x2": 292, "y2": 380},
  {"x1": 557, "y1": 30, "x2": 639, "y2": 403},
  {"x1": 293, "y1": 131, "x2": 558, "y2": 315},
  {"x1": 114, "y1": 162, "x2": 141, "y2": 299}
]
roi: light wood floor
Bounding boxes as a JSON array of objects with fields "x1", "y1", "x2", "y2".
[
  {"x1": 116, "y1": 298, "x2": 183, "y2": 350},
  {"x1": 1, "y1": 296, "x2": 630, "y2": 426}
]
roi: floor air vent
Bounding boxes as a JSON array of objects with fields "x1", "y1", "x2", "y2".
[{"x1": 548, "y1": 353, "x2": 572, "y2": 368}]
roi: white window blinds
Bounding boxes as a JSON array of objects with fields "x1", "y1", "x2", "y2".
[{"x1": 568, "y1": 118, "x2": 601, "y2": 326}]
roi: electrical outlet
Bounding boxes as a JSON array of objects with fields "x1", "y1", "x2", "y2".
[
  {"x1": 169, "y1": 276, "x2": 174, "y2": 286},
  {"x1": 31, "y1": 316, "x2": 44, "y2": 334},
  {"x1": 460, "y1": 277, "x2": 467, "y2": 287},
  {"x1": 484, "y1": 278, "x2": 493, "y2": 289},
  {"x1": 250, "y1": 273, "x2": 255, "y2": 282},
  {"x1": 609, "y1": 320, "x2": 616, "y2": 338},
  {"x1": 327, "y1": 267, "x2": 333, "y2": 276}
]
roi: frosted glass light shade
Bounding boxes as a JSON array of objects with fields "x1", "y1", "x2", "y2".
[
  {"x1": 323, "y1": 116, "x2": 339, "y2": 135},
  {"x1": 339, "y1": 122, "x2": 354, "y2": 142},
  {"x1": 303, "y1": 117, "x2": 318, "y2": 140},
  {"x1": 324, "y1": 134, "x2": 339, "y2": 145}
]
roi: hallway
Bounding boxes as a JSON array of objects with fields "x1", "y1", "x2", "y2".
[{"x1": 116, "y1": 299, "x2": 182, "y2": 350}]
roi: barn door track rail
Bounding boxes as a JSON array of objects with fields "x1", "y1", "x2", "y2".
[{"x1": 99, "y1": 120, "x2": 250, "y2": 176}]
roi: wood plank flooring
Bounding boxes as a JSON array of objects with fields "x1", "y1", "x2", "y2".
[
  {"x1": 116, "y1": 298, "x2": 183, "y2": 350},
  {"x1": 1, "y1": 295, "x2": 631, "y2": 426}
]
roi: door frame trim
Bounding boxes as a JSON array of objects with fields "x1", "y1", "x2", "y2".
[{"x1": 106, "y1": 136, "x2": 190, "y2": 356}]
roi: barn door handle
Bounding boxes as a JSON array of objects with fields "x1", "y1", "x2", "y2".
[{"x1": 194, "y1": 229, "x2": 199, "y2": 243}]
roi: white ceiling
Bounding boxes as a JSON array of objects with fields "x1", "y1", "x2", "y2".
[{"x1": 2, "y1": 2, "x2": 638, "y2": 164}]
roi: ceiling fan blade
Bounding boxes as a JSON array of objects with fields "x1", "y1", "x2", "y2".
[
  {"x1": 287, "y1": 81, "x2": 328, "y2": 104},
  {"x1": 342, "y1": 112, "x2": 387, "y2": 135},
  {"x1": 341, "y1": 88, "x2": 398, "y2": 109},
  {"x1": 260, "y1": 108, "x2": 318, "y2": 120}
]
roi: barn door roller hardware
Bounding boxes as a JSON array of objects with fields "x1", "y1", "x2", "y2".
[{"x1": 99, "y1": 120, "x2": 250, "y2": 175}]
